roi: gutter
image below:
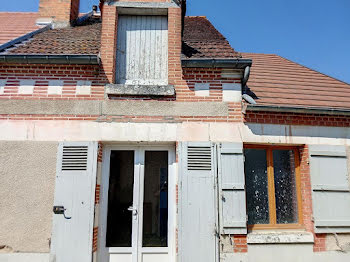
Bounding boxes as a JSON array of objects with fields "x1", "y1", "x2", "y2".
[
  {"x1": 0, "y1": 25, "x2": 51, "y2": 53},
  {"x1": 181, "y1": 58, "x2": 252, "y2": 69},
  {"x1": 247, "y1": 104, "x2": 350, "y2": 116},
  {"x1": 0, "y1": 54, "x2": 100, "y2": 65}
]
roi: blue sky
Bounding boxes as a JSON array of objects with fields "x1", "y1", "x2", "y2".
[{"x1": 1, "y1": 0, "x2": 349, "y2": 84}]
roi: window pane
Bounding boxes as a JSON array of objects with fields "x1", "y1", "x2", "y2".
[
  {"x1": 106, "y1": 151, "x2": 134, "y2": 247},
  {"x1": 244, "y1": 149, "x2": 269, "y2": 224},
  {"x1": 143, "y1": 151, "x2": 168, "y2": 247},
  {"x1": 273, "y1": 150, "x2": 298, "y2": 224}
]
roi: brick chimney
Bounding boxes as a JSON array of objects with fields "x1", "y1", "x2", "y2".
[{"x1": 37, "y1": 0, "x2": 80, "y2": 28}]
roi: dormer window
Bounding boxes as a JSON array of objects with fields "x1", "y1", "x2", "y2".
[{"x1": 116, "y1": 15, "x2": 168, "y2": 86}]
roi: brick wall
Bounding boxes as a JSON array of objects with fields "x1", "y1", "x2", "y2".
[
  {"x1": 245, "y1": 110, "x2": 350, "y2": 127},
  {"x1": 233, "y1": 235, "x2": 248, "y2": 253},
  {"x1": 38, "y1": 0, "x2": 80, "y2": 23},
  {"x1": 299, "y1": 145, "x2": 327, "y2": 252},
  {"x1": 100, "y1": 5, "x2": 118, "y2": 84},
  {"x1": 0, "y1": 64, "x2": 105, "y2": 100}
]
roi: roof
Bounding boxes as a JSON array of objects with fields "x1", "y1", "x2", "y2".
[
  {"x1": 1, "y1": 13, "x2": 349, "y2": 111},
  {"x1": 0, "y1": 12, "x2": 42, "y2": 46},
  {"x1": 3, "y1": 16, "x2": 101, "y2": 55},
  {"x1": 182, "y1": 16, "x2": 240, "y2": 59},
  {"x1": 242, "y1": 53, "x2": 350, "y2": 110},
  {"x1": 1, "y1": 15, "x2": 238, "y2": 59}
]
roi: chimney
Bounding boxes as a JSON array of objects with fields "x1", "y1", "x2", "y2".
[{"x1": 37, "y1": 0, "x2": 80, "y2": 28}]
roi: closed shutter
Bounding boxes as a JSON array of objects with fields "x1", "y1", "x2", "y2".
[
  {"x1": 309, "y1": 145, "x2": 350, "y2": 233},
  {"x1": 178, "y1": 142, "x2": 218, "y2": 262},
  {"x1": 218, "y1": 143, "x2": 247, "y2": 234},
  {"x1": 116, "y1": 16, "x2": 168, "y2": 85},
  {"x1": 50, "y1": 142, "x2": 98, "y2": 262}
]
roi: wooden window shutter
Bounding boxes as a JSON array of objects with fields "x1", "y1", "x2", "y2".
[
  {"x1": 116, "y1": 16, "x2": 168, "y2": 85},
  {"x1": 178, "y1": 142, "x2": 217, "y2": 262},
  {"x1": 50, "y1": 142, "x2": 98, "y2": 262},
  {"x1": 218, "y1": 143, "x2": 247, "y2": 234},
  {"x1": 309, "y1": 145, "x2": 350, "y2": 233}
]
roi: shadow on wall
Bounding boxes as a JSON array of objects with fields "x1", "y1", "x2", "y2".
[{"x1": 245, "y1": 123, "x2": 350, "y2": 140}]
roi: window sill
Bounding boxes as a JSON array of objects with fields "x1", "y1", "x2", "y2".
[
  {"x1": 105, "y1": 84, "x2": 175, "y2": 96},
  {"x1": 247, "y1": 232, "x2": 314, "y2": 244}
]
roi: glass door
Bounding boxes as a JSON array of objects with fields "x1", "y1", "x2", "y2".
[{"x1": 103, "y1": 146, "x2": 174, "y2": 262}]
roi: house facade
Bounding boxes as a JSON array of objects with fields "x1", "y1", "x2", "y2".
[{"x1": 0, "y1": 0, "x2": 350, "y2": 262}]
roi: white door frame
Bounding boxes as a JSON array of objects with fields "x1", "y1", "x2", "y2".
[{"x1": 98, "y1": 144, "x2": 176, "y2": 262}]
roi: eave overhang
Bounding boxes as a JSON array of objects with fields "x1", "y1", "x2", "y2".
[
  {"x1": 246, "y1": 104, "x2": 350, "y2": 116},
  {"x1": 181, "y1": 58, "x2": 252, "y2": 69},
  {"x1": 0, "y1": 54, "x2": 100, "y2": 65}
]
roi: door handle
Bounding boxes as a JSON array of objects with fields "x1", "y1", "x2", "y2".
[
  {"x1": 127, "y1": 206, "x2": 138, "y2": 216},
  {"x1": 53, "y1": 206, "x2": 72, "y2": 220}
]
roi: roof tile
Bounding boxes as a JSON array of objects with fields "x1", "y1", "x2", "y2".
[
  {"x1": 241, "y1": 53, "x2": 350, "y2": 110},
  {"x1": 0, "y1": 12, "x2": 42, "y2": 45}
]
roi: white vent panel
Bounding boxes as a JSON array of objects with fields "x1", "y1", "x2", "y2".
[
  {"x1": 187, "y1": 146, "x2": 212, "y2": 170},
  {"x1": 62, "y1": 146, "x2": 89, "y2": 171}
]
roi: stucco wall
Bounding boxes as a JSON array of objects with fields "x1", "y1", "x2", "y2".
[{"x1": 0, "y1": 141, "x2": 57, "y2": 253}]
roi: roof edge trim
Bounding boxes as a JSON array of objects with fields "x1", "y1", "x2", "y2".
[
  {"x1": 246, "y1": 104, "x2": 350, "y2": 116},
  {"x1": 0, "y1": 25, "x2": 51, "y2": 53},
  {"x1": 181, "y1": 58, "x2": 252, "y2": 68},
  {"x1": 0, "y1": 54, "x2": 100, "y2": 65}
]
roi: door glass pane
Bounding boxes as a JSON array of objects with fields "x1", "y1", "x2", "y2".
[
  {"x1": 244, "y1": 149, "x2": 270, "y2": 224},
  {"x1": 106, "y1": 151, "x2": 134, "y2": 247},
  {"x1": 143, "y1": 151, "x2": 168, "y2": 247},
  {"x1": 273, "y1": 150, "x2": 298, "y2": 224}
]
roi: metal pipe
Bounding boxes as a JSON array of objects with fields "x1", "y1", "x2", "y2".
[
  {"x1": 246, "y1": 104, "x2": 350, "y2": 116},
  {"x1": 181, "y1": 58, "x2": 252, "y2": 68},
  {"x1": 0, "y1": 54, "x2": 100, "y2": 65}
]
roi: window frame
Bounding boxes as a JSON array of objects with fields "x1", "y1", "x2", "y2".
[{"x1": 244, "y1": 145, "x2": 304, "y2": 230}]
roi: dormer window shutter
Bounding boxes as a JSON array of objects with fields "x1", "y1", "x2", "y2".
[
  {"x1": 309, "y1": 145, "x2": 350, "y2": 233},
  {"x1": 50, "y1": 141, "x2": 98, "y2": 262},
  {"x1": 116, "y1": 15, "x2": 168, "y2": 85},
  {"x1": 218, "y1": 143, "x2": 247, "y2": 234}
]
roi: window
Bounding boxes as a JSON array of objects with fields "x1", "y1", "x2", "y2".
[{"x1": 244, "y1": 146, "x2": 303, "y2": 229}]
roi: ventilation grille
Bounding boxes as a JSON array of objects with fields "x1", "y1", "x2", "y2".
[
  {"x1": 62, "y1": 146, "x2": 88, "y2": 171},
  {"x1": 187, "y1": 146, "x2": 212, "y2": 170}
]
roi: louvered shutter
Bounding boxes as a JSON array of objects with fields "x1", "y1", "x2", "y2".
[
  {"x1": 309, "y1": 145, "x2": 350, "y2": 233},
  {"x1": 178, "y1": 142, "x2": 217, "y2": 262},
  {"x1": 218, "y1": 143, "x2": 247, "y2": 234},
  {"x1": 50, "y1": 142, "x2": 98, "y2": 262}
]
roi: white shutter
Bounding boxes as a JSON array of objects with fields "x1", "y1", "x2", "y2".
[
  {"x1": 178, "y1": 142, "x2": 217, "y2": 262},
  {"x1": 218, "y1": 143, "x2": 247, "y2": 234},
  {"x1": 116, "y1": 16, "x2": 168, "y2": 85},
  {"x1": 50, "y1": 142, "x2": 98, "y2": 262},
  {"x1": 309, "y1": 145, "x2": 350, "y2": 233}
]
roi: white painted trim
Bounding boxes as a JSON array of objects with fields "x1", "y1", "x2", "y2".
[
  {"x1": 98, "y1": 144, "x2": 176, "y2": 262},
  {"x1": 194, "y1": 83, "x2": 210, "y2": 97},
  {"x1": 247, "y1": 232, "x2": 314, "y2": 244},
  {"x1": 18, "y1": 80, "x2": 35, "y2": 95}
]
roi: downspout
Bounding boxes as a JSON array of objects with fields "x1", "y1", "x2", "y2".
[{"x1": 241, "y1": 65, "x2": 256, "y2": 104}]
